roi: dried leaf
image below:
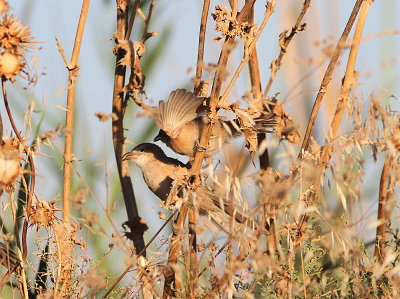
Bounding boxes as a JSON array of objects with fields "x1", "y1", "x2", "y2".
[{"x1": 114, "y1": 39, "x2": 146, "y2": 68}]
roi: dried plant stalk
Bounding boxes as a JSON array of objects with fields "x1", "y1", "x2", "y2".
[
  {"x1": 245, "y1": 0, "x2": 277, "y2": 253},
  {"x1": 62, "y1": 0, "x2": 90, "y2": 223},
  {"x1": 2, "y1": 79, "x2": 35, "y2": 260},
  {"x1": 219, "y1": 0, "x2": 277, "y2": 103},
  {"x1": 188, "y1": 210, "x2": 197, "y2": 297},
  {"x1": 298, "y1": 0, "x2": 364, "y2": 157},
  {"x1": 194, "y1": 0, "x2": 210, "y2": 92},
  {"x1": 374, "y1": 154, "x2": 392, "y2": 262},
  {"x1": 263, "y1": 0, "x2": 311, "y2": 98},
  {"x1": 112, "y1": 0, "x2": 146, "y2": 253}
]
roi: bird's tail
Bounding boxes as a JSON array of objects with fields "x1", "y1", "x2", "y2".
[
  {"x1": 223, "y1": 112, "x2": 277, "y2": 137},
  {"x1": 194, "y1": 190, "x2": 258, "y2": 234},
  {"x1": 253, "y1": 112, "x2": 278, "y2": 133}
]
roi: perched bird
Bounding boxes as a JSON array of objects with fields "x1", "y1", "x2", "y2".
[
  {"x1": 122, "y1": 143, "x2": 253, "y2": 232},
  {"x1": 148, "y1": 89, "x2": 276, "y2": 158}
]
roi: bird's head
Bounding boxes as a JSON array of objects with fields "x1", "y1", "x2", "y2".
[
  {"x1": 153, "y1": 129, "x2": 170, "y2": 143},
  {"x1": 122, "y1": 143, "x2": 166, "y2": 168}
]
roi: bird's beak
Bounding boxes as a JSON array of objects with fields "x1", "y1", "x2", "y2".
[
  {"x1": 122, "y1": 151, "x2": 137, "y2": 161},
  {"x1": 153, "y1": 131, "x2": 162, "y2": 142}
]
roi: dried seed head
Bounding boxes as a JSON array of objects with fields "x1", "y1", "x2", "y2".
[
  {"x1": 0, "y1": 148, "x2": 20, "y2": 185},
  {"x1": 0, "y1": 137, "x2": 22, "y2": 188},
  {"x1": 0, "y1": 52, "x2": 22, "y2": 80},
  {"x1": 0, "y1": 13, "x2": 35, "y2": 53},
  {"x1": 0, "y1": 1, "x2": 10, "y2": 15},
  {"x1": 28, "y1": 199, "x2": 61, "y2": 231}
]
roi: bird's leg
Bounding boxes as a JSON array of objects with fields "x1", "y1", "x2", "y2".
[{"x1": 195, "y1": 139, "x2": 209, "y2": 152}]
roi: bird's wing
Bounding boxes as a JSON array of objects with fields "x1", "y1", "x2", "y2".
[{"x1": 150, "y1": 89, "x2": 204, "y2": 135}]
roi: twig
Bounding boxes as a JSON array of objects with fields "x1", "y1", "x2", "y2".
[
  {"x1": 2, "y1": 79, "x2": 35, "y2": 260},
  {"x1": 141, "y1": 0, "x2": 156, "y2": 43},
  {"x1": 219, "y1": 0, "x2": 277, "y2": 103},
  {"x1": 55, "y1": 37, "x2": 69, "y2": 66},
  {"x1": 126, "y1": 0, "x2": 140, "y2": 40},
  {"x1": 53, "y1": 227, "x2": 63, "y2": 298},
  {"x1": 62, "y1": 0, "x2": 90, "y2": 223},
  {"x1": 263, "y1": 0, "x2": 311, "y2": 98},
  {"x1": 188, "y1": 210, "x2": 197, "y2": 298},
  {"x1": 298, "y1": 0, "x2": 364, "y2": 157},
  {"x1": 194, "y1": 0, "x2": 211, "y2": 91},
  {"x1": 374, "y1": 154, "x2": 392, "y2": 262}
]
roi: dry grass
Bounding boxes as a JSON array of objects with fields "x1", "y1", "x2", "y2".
[{"x1": 0, "y1": 0, "x2": 399, "y2": 298}]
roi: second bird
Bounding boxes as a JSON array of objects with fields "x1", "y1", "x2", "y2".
[{"x1": 148, "y1": 89, "x2": 276, "y2": 158}]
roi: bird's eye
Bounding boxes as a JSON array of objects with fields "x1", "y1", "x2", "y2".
[{"x1": 139, "y1": 148, "x2": 144, "y2": 152}]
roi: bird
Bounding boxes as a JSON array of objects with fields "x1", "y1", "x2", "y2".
[
  {"x1": 122, "y1": 143, "x2": 254, "y2": 232},
  {"x1": 147, "y1": 89, "x2": 276, "y2": 158}
]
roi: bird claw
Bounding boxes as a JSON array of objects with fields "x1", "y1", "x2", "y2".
[{"x1": 195, "y1": 140, "x2": 208, "y2": 152}]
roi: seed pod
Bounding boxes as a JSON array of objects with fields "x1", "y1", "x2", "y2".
[{"x1": 0, "y1": 147, "x2": 20, "y2": 186}]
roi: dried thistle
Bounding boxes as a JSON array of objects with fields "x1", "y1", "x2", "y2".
[
  {"x1": 0, "y1": 13, "x2": 36, "y2": 53},
  {"x1": 0, "y1": 12, "x2": 37, "y2": 81},
  {"x1": 28, "y1": 198, "x2": 61, "y2": 231},
  {"x1": 0, "y1": 51, "x2": 22, "y2": 81},
  {"x1": 0, "y1": 136, "x2": 23, "y2": 190},
  {"x1": 0, "y1": 1, "x2": 10, "y2": 15},
  {"x1": 212, "y1": 5, "x2": 257, "y2": 41}
]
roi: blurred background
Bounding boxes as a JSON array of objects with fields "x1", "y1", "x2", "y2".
[{"x1": 1, "y1": 0, "x2": 399, "y2": 289}]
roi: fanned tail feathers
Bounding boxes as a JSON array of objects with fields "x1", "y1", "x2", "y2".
[{"x1": 154, "y1": 89, "x2": 204, "y2": 132}]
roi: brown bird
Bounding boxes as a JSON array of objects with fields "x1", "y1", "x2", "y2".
[
  {"x1": 122, "y1": 143, "x2": 253, "y2": 232},
  {"x1": 148, "y1": 89, "x2": 276, "y2": 158}
]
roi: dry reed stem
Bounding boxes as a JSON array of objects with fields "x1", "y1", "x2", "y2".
[
  {"x1": 141, "y1": 0, "x2": 156, "y2": 43},
  {"x1": 263, "y1": 0, "x2": 311, "y2": 98},
  {"x1": 53, "y1": 226, "x2": 63, "y2": 298},
  {"x1": 190, "y1": 0, "x2": 255, "y2": 176},
  {"x1": 189, "y1": 1, "x2": 211, "y2": 291},
  {"x1": 2, "y1": 79, "x2": 35, "y2": 260},
  {"x1": 62, "y1": 0, "x2": 90, "y2": 223},
  {"x1": 297, "y1": 0, "x2": 370, "y2": 243},
  {"x1": 328, "y1": 1, "x2": 371, "y2": 139},
  {"x1": 194, "y1": 0, "x2": 210, "y2": 90},
  {"x1": 298, "y1": 0, "x2": 364, "y2": 157},
  {"x1": 188, "y1": 210, "x2": 197, "y2": 297},
  {"x1": 374, "y1": 154, "x2": 392, "y2": 262},
  {"x1": 126, "y1": 0, "x2": 140, "y2": 40},
  {"x1": 112, "y1": 0, "x2": 146, "y2": 254},
  {"x1": 113, "y1": 2, "x2": 157, "y2": 298}
]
